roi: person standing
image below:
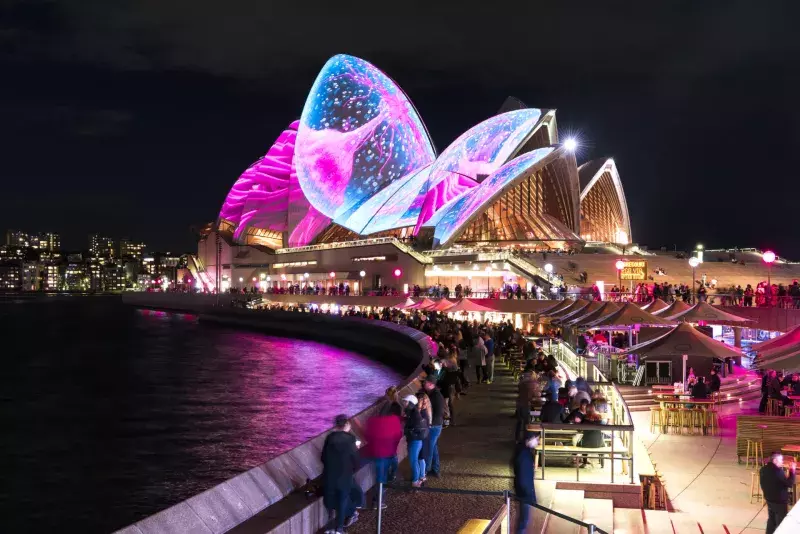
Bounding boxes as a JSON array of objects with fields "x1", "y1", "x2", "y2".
[
  {"x1": 760, "y1": 452, "x2": 796, "y2": 534},
  {"x1": 360, "y1": 403, "x2": 403, "y2": 509},
  {"x1": 484, "y1": 332, "x2": 496, "y2": 384},
  {"x1": 402, "y1": 395, "x2": 428, "y2": 488},
  {"x1": 423, "y1": 379, "x2": 445, "y2": 478},
  {"x1": 321, "y1": 415, "x2": 360, "y2": 534},
  {"x1": 512, "y1": 432, "x2": 539, "y2": 533}
]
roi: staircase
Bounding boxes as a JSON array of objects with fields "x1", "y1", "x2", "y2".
[
  {"x1": 617, "y1": 369, "x2": 761, "y2": 412},
  {"x1": 534, "y1": 483, "x2": 731, "y2": 533}
]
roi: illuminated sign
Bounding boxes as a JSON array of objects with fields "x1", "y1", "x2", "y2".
[
  {"x1": 352, "y1": 255, "x2": 395, "y2": 262},
  {"x1": 619, "y1": 260, "x2": 647, "y2": 281}
]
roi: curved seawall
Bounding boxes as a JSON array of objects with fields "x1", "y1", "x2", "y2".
[{"x1": 118, "y1": 293, "x2": 434, "y2": 534}]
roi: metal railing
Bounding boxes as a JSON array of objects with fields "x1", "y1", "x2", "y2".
[
  {"x1": 372, "y1": 484, "x2": 607, "y2": 534},
  {"x1": 274, "y1": 237, "x2": 432, "y2": 264}
]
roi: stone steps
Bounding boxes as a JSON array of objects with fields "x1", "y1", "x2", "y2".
[
  {"x1": 544, "y1": 489, "x2": 584, "y2": 534},
  {"x1": 579, "y1": 498, "x2": 614, "y2": 534}
]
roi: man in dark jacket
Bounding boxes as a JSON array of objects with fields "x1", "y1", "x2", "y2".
[
  {"x1": 321, "y1": 414, "x2": 360, "y2": 533},
  {"x1": 424, "y1": 379, "x2": 445, "y2": 478},
  {"x1": 540, "y1": 393, "x2": 565, "y2": 423},
  {"x1": 760, "y1": 371, "x2": 771, "y2": 413},
  {"x1": 760, "y1": 452, "x2": 796, "y2": 534},
  {"x1": 691, "y1": 376, "x2": 709, "y2": 399},
  {"x1": 512, "y1": 432, "x2": 539, "y2": 533},
  {"x1": 708, "y1": 369, "x2": 721, "y2": 394}
]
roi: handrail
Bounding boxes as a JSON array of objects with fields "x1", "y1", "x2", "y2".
[
  {"x1": 274, "y1": 237, "x2": 432, "y2": 263},
  {"x1": 379, "y1": 484, "x2": 608, "y2": 534}
]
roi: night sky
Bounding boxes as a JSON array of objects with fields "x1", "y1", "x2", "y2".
[{"x1": 2, "y1": 2, "x2": 798, "y2": 257}]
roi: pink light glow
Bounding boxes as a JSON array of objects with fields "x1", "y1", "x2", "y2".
[
  {"x1": 296, "y1": 55, "x2": 436, "y2": 222},
  {"x1": 329, "y1": 271, "x2": 336, "y2": 278},
  {"x1": 393, "y1": 268, "x2": 402, "y2": 277},
  {"x1": 763, "y1": 250, "x2": 776, "y2": 263},
  {"x1": 615, "y1": 260, "x2": 625, "y2": 270}
]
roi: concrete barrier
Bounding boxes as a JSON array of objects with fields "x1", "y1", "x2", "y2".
[{"x1": 117, "y1": 294, "x2": 434, "y2": 534}]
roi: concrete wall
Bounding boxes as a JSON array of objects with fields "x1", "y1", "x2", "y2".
[{"x1": 117, "y1": 294, "x2": 435, "y2": 534}]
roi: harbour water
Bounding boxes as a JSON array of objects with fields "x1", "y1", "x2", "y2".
[{"x1": 0, "y1": 297, "x2": 403, "y2": 532}]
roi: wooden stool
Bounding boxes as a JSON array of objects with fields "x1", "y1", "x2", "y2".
[
  {"x1": 705, "y1": 409, "x2": 719, "y2": 436},
  {"x1": 767, "y1": 398, "x2": 783, "y2": 416},
  {"x1": 649, "y1": 407, "x2": 663, "y2": 433},
  {"x1": 750, "y1": 471, "x2": 762, "y2": 503},
  {"x1": 746, "y1": 439, "x2": 765, "y2": 469},
  {"x1": 665, "y1": 408, "x2": 681, "y2": 434},
  {"x1": 690, "y1": 408, "x2": 705, "y2": 435},
  {"x1": 679, "y1": 408, "x2": 693, "y2": 435}
]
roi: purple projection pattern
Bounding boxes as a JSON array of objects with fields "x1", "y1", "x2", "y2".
[
  {"x1": 414, "y1": 108, "x2": 542, "y2": 233},
  {"x1": 295, "y1": 54, "x2": 436, "y2": 223},
  {"x1": 433, "y1": 147, "x2": 554, "y2": 247},
  {"x1": 217, "y1": 121, "x2": 330, "y2": 247}
]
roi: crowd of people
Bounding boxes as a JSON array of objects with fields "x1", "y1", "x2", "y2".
[{"x1": 758, "y1": 369, "x2": 800, "y2": 414}]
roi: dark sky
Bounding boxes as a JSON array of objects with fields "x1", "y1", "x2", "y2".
[{"x1": 2, "y1": 1, "x2": 799, "y2": 257}]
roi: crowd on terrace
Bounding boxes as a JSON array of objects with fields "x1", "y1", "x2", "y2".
[{"x1": 248, "y1": 301, "x2": 614, "y2": 533}]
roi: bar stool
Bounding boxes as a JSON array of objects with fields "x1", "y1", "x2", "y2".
[
  {"x1": 649, "y1": 406, "x2": 663, "y2": 433},
  {"x1": 745, "y1": 439, "x2": 765, "y2": 469},
  {"x1": 705, "y1": 409, "x2": 719, "y2": 436},
  {"x1": 665, "y1": 408, "x2": 681, "y2": 434},
  {"x1": 690, "y1": 407, "x2": 705, "y2": 435},
  {"x1": 766, "y1": 398, "x2": 783, "y2": 416},
  {"x1": 750, "y1": 471, "x2": 762, "y2": 503},
  {"x1": 678, "y1": 408, "x2": 693, "y2": 435}
]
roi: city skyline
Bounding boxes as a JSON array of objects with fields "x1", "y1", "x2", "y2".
[{"x1": 2, "y1": 3, "x2": 799, "y2": 257}]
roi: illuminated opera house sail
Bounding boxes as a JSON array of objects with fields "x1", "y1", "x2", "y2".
[{"x1": 214, "y1": 54, "x2": 632, "y2": 252}]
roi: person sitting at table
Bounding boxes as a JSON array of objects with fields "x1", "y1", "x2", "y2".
[
  {"x1": 565, "y1": 398, "x2": 589, "y2": 424},
  {"x1": 578, "y1": 404, "x2": 606, "y2": 468},
  {"x1": 768, "y1": 370, "x2": 793, "y2": 407},
  {"x1": 708, "y1": 368, "x2": 721, "y2": 395},
  {"x1": 568, "y1": 385, "x2": 592, "y2": 411},
  {"x1": 540, "y1": 392, "x2": 565, "y2": 423},
  {"x1": 790, "y1": 373, "x2": 800, "y2": 396},
  {"x1": 691, "y1": 376, "x2": 709, "y2": 399},
  {"x1": 686, "y1": 367, "x2": 697, "y2": 389}
]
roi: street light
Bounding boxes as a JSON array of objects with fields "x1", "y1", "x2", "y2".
[
  {"x1": 688, "y1": 257, "x2": 700, "y2": 304},
  {"x1": 544, "y1": 263, "x2": 553, "y2": 274},
  {"x1": 359, "y1": 270, "x2": 366, "y2": 295},
  {"x1": 763, "y1": 250, "x2": 776, "y2": 292}
]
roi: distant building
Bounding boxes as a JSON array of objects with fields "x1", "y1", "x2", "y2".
[
  {"x1": 119, "y1": 239, "x2": 145, "y2": 259},
  {"x1": 62, "y1": 263, "x2": 88, "y2": 291},
  {"x1": 0, "y1": 261, "x2": 22, "y2": 290},
  {"x1": 90, "y1": 234, "x2": 115, "y2": 258},
  {"x1": 21, "y1": 262, "x2": 42, "y2": 291},
  {"x1": 6, "y1": 230, "x2": 29, "y2": 248},
  {"x1": 102, "y1": 264, "x2": 127, "y2": 292},
  {"x1": 32, "y1": 232, "x2": 61, "y2": 252},
  {"x1": 44, "y1": 264, "x2": 60, "y2": 291},
  {"x1": 0, "y1": 245, "x2": 25, "y2": 260}
]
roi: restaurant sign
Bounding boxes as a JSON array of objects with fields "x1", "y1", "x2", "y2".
[{"x1": 619, "y1": 260, "x2": 647, "y2": 281}]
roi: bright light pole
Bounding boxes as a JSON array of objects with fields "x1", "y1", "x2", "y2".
[
  {"x1": 763, "y1": 251, "x2": 776, "y2": 303},
  {"x1": 359, "y1": 270, "x2": 366, "y2": 295},
  {"x1": 688, "y1": 257, "x2": 700, "y2": 304},
  {"x1": 615, "y1": 260, "x2": 625, "y2": 300}
]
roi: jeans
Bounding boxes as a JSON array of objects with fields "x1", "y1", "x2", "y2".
[
  {"x1": 408, "y1": 440, "x2": 424, "y2": 482},
  {"x1": 487, "y1": 356, "x2": 495, "y2": 381},
  {"x1": 326, "y1": 487, "x2": 356, "y2": 530},
  {"x1": 374, "y1": 457, "x2": 392, "y2": 484},
  {"x1": 426, "y1": 425, "x2": 442, "y2": 475},
  {"x1": 518, "y1": 502, "x2": 532, "y2": 533},
  {"x1": 766, "y1": 501, "x2": 787, "y2": 534},
  {"x1": 476, "y1": 365, "x2": 487, "y2": 382}
]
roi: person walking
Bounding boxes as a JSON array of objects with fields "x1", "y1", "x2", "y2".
[
  {"x1": 423, "y1": 379, "x2": 445, "y2": 478},
  {"x1": 512, "y1": 432, "x2": 539, "y2": 533},
  {"x1": 321, "y1": 415, "x2": 360, "y2": 534},
  {"x1": 402, "y1": 395, "x2": 428, "y2": 488},
  {"x1": 760, "y1": 452, "x2": 796, "y2": 534},
  {"x1": 483, "y1": 332, "x2": 496, "y2": 384}
]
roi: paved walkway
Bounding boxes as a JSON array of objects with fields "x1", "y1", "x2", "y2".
[
  {"x1": 345, "y1": 363, "x2": 545, "y2": 534},
  {"x1": 633, "y1": 402, "x2": 770, "y2": 533}
]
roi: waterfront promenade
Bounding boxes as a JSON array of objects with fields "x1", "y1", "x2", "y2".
[{"x1": 346, "y1": 363, "x2": 548, "y2": 534}]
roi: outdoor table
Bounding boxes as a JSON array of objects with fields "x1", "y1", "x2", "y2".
[
  {"x1": 781, "y1": 444, "x2": 800, "y2": 460},
  {"x1": 657, "y1": 396, "x2": 717, "y2": 435}
]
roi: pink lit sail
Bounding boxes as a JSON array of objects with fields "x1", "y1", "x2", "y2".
[
  {"x1": 295, "y1": 54, "x2": 436, "y2": 223},
  {"x1": 218, "y1": 121, "x2": 330, "y2": 247},
  {"x1": 414, "y1": 109, "x2": 541, "y2": 233}
]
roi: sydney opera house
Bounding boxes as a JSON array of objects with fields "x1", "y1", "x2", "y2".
[{"x1": 191, "y1": 54, "x2": 632, "y2": 294}]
